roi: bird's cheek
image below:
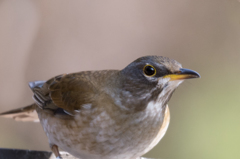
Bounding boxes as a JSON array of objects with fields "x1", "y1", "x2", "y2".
[{"x1": 157, "y1": 77, "x2": 170, "y2": 86}]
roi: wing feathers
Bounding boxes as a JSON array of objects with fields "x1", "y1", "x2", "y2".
[{"x1": 48, "y1": 73, "x2": 98, "y2": 113}]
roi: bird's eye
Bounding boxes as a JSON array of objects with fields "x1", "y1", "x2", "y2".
[{"x1": 143, "y1": 65, "x2": 156, "y2": 76}]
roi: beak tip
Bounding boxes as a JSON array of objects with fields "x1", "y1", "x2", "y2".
[
  {"x1": 193, "y1": 72, "x2": 201, "y2": 78},
  {"x1": 179, "y1": 68, "x2": 200, "y2": 79}
]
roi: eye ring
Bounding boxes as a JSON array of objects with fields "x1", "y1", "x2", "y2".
[{"x1": 143, "y1": 64, "x2": 156, "y2": 77}]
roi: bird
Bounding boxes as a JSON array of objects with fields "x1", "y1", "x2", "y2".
[{"x1": 0, "y1": 56, "x2": 200, "y2": 159}]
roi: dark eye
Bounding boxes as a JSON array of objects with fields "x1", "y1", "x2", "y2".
[{"x1": 143, "y1": 65, "x2": 156, "y2": 76}]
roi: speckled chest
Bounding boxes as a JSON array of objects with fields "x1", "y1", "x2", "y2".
[{"x1": 36, "y1": 100, "x2": 168, "y2": 159}]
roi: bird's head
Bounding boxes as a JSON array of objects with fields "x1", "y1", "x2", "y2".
[{"x1": 117, "y1": 56, "x2": 200, "y2": 111}]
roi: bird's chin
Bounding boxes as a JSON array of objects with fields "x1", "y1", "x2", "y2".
[
  {"x1": 168, "y1": 80, "x2": 183, "y2": 88},
  {"x1": 157, "y1": 77, "x2": 183, "y2": 90}
]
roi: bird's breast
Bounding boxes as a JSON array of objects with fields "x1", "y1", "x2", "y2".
[{"x1": 37, "y1": 101, "x2": 169, "y2": 159}]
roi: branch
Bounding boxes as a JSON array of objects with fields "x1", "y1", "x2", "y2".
[{"x1": 0, "y1": 148, "x2": 156, "y2": 159}]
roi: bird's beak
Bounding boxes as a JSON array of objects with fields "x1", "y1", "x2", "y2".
[{"x1": 164, "y1": 68, "x2": 200, "y2": 81}]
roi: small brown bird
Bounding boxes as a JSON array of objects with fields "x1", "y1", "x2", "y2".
[{"x1": 0, "y1": 56, "x2": 200, "y2": 159}]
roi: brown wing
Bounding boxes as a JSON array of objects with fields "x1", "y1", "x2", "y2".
[
  {"x1": 48, "y1": 72, "x2": 99, "y2": 114},
  {"x1": 29, "y1": 70, "x2": 117, "y2": 115}
]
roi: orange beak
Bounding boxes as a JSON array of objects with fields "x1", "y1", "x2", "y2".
[{"x1": 164, "y1": 68, "x2": 200, "y2": 81}]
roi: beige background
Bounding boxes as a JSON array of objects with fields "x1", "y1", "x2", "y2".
[{"x1": 0, "y1": 0, "x2": 240, "y2": 159}]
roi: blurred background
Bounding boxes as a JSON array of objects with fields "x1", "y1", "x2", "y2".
[{"x1": 0, "y1": 0, "x2": 239, "y2": 159}]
